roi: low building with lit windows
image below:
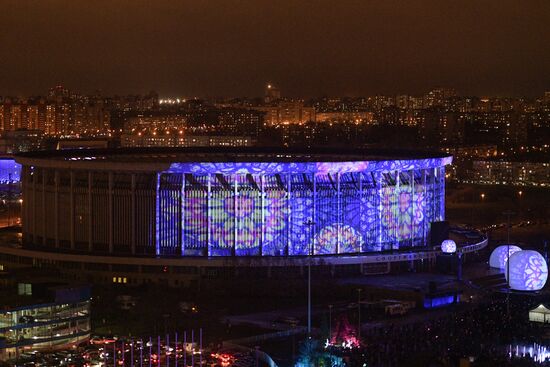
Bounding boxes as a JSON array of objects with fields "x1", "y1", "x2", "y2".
[
  {"x1": 469, "y1": 158, "x2": 550, "y2": 187},
  {"x1": 0, "y1": 282, "x2": 91, "y2": 361}
]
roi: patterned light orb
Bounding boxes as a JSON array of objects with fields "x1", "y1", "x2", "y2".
[
  {"x1": 505, "y1": 250, "x2": 548, "y2": 291},
  {"x1": 441, "y1": 239, "x2": 457, "y2": 254},
  {"x1": 489, "y1": 245, "x2": 522, "y2": 269}
]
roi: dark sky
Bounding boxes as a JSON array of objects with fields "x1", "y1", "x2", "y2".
[{"x1": 1, "y1": 1, "x2": 549, "y2": 98}]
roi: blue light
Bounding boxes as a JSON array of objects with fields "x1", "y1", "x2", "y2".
[
  {"x1": 424, "y1": 294, "x2": 459, "y2": 308},
  {"x1": 0, "y1": 159, "x2": 21, "y2": 183},
  {"x1": 154, "y1": 158, "x2": 451, "y2": 257}
]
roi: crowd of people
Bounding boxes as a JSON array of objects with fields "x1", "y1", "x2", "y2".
[{"x1": 357, "y1": 294, "x2": 550, "y2": 366}]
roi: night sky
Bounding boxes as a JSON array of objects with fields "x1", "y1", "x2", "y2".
[{"x1": 1, "y1": 1, "x2": 549, "y2": 97}]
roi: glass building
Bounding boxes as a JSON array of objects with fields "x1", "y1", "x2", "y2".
[{"x1": 0, "y1": 283, "x2": 91, "y2": 360}]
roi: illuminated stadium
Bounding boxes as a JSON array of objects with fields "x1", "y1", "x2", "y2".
[
  {"x1": 0, "y1": 148, "x2": 488, "y2": 284},
  {"x1": 15, "y1": 148, "x2": 451, "y2": 256}
]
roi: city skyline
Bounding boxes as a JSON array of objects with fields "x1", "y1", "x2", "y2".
[
  {"x1": 0, "y1": 84, "x2": 549, "y2": 100},
  {"x1": 1, "y1": 1, "x2": 549, "y2": 97}
]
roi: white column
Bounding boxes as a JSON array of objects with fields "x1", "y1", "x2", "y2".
[
  {"x1": 155, "y1": 173, "x2": 161, "y2": 256},
  {"x1": 233, "y1": 177, "x2": 238, "y2": 256},
  {"x1": 88, "y1": 172, "x2": 93, "y2": 252},
  {"x1": 422, "y1": 170, "x2": 427, "y2": 247},
  {"x1": 410, "y1": 170, "x2": 414, "y2": 247},
  {"x1": 260, "y1": 175, "x2": 265, "y2": 256},
  {"x1": 312, "y1": 174, "x2": 317, "y2": 255},
  {"x1": 180, "y1": 173, "x2": 185, "y2": 256},
  {"x1": 207, "y1": 174, "x2": 211, "y2": 256},
  {"x1": 287, "y1": 174, "x2": 291, "y2": 256},
  {"x1": 377, "y1": 171, "x2": 383, "y2": 250},
  {"x1": 108, "y1": 172, "x2": 114, "y2": 253},
  {"x1": 131, "y1": 173, "x2": 136, "y2": 255},
  {"x1": 54, "y1": 170, "x2": 59, "y2": 248},
  {"x1": 336, "y1": 173, "x2": 340, "y2": 254},
  {"x1": 358, "y1": 172, "x2": 363, "y2": 251},
  {"x1": 70, "y1": 171, "x2": 75, "y2": 250},
  {"x1": 32, "y1": 168, "x2": 37, "y2": 242},
  {"x1": 21, "y1": 167, "x2": 27, "y2": 234},
  {"x1": 395, "y1": 171, "x2": 400, "y2": 251},
  {"x1": 42, "y1": 170, "x2": 46, "y2": 246}
]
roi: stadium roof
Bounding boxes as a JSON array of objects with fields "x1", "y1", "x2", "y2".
[{"x1": 16, "y1": 147, "x2": 452, "y2": 174}]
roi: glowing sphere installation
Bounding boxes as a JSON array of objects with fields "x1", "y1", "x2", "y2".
[
  {"x1": 505, "y1": 250, "x2": 548, "y2": 291},
  {"x1": 489, "y1": 245, "x2": 522, "y2": 269},
  {"x1": 441, "y1": 239, "x2": 457, "y2": 254}
]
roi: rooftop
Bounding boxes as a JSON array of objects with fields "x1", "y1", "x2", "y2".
[{"x1": 16, "y1": 146, "x2": 449, "y2": 162}]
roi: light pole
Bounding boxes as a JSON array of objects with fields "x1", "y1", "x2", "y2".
[
  {"x1": 7, "y1": 173, "x2": 11, "y2": 227},
  {"x1": 304, "y1": 218, "x2": 315, "y2": 337},
  {"x1": 503, "y1": 210, "x2": 515, "y2": 244},
  {"x1": 503, "y1": 210, "x2": 515, "y2": 320},
  {"x1": 480, "y1": 193, "x2": 485, "y2": 226},
  {"x1": 328, "y1": 304, "x2": 333, "y2": 343},
  {"x1": 357, "y1": 289, "x2": 362, "y2": 343}
]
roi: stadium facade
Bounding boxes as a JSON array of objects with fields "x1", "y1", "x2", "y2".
[{"x1": 16, "y1": 148, "x2": 451, "y2": 257}]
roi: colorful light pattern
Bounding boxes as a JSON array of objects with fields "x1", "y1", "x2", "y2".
[
  {"x1": 506, "y1": 250, "x2": 548, "y2": 291},
  {"x1": 155, "y1": 158, "x2": 450, "y2": 256},
  {"x1": 0, "y1": 159, "x2": 21, "y2": 183},
  {"x1": 489, "y1": 245, "x2": 522, "y2": 269},
  {"x1": 314, "y1": 224, "x2": 363, "y2": 254}
]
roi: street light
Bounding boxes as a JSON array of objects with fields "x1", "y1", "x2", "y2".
[
  {"x1": 328, "y1": 304, "x2": 333, "y2": 342},
  {"x1": 357, "y1": 288, "x2": 362, "y2": 343},
  {"x1": 502, "y1": 209, "x2": 516, "y2": 320},
  {"x1": 304, "y1": 218, "x2": 315, "y2": 337}
]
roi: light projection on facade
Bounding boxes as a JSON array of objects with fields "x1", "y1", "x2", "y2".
[
  {"x1": 0, "y1": 159, "x2": 21, "y2": 184},
  {"x1": 505, "y1": 250, "x2": 548, "y2": 291},
  {"x1": 489, "y1": 245, "x2": 522, "y2": 269},
  {"x1": 441, "y1": 239, "x2": 457, "y2": 254},
  {"x1": 156, "y1": 158, "x2": 449, "y2": 256}
]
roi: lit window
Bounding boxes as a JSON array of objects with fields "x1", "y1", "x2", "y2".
[
  {"x1": 123, "y1": 277, "x2": 127, "y2": 284},
  {"x1": 112, "y1": 277, "x2": 117, "y2": 283}
]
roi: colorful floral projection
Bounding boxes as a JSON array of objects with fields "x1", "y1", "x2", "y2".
[
  {"x1": 0, "y1": 159, "x2": 21, "y2": 183},
  {"x1": 156, "y1": 163, "x2": 447, "y2": 256}
]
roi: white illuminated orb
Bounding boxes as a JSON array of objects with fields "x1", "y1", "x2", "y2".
[
  {"x1": 489, "y1": 245, "x2": 522, "y2": 269},
  {"x1": 441, "y1": 239, "x2": 457, "y2": 254},
  {"x1": 505, "y1": 250, "x2": 548, "y2": 291}
]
